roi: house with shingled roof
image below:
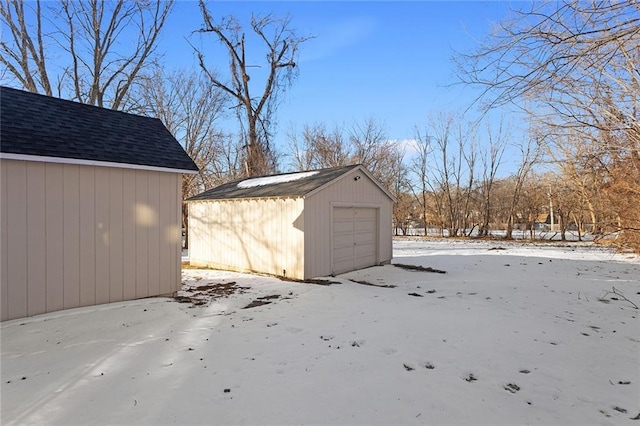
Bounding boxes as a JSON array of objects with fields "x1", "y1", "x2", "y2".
[{"x1": 0, "y1": 86, "x2": 198, "y2": 321}]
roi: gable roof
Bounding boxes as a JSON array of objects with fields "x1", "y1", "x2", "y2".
[
  {"x1": 0, "y1": 86, "x2": 198, "y2": 173},
  {"x1": 187, "y1": 164, "x2": 395, "y2": 201}
]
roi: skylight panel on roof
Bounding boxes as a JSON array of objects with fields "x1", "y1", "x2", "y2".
[{"x1": 237, "y1": 171, "x2": 319, "y2": 189}]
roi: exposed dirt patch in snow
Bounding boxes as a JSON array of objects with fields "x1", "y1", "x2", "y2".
[
  {"x1": 348, "y1": 278, "x2": 397, "y2": 288},
  {"x1": 174, "y1": 281, "x2": 249, "y2": 306},
  {"x1": 393, "y1": 263, "x2": 447, "y2": 273}
]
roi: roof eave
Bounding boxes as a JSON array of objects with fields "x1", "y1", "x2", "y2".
[
  {"x1": 186, "y1": 194, "x2": 303, "y2": 202},
  {"x1": 0, "y1": 153, "x2": 199, "y2": 174}
]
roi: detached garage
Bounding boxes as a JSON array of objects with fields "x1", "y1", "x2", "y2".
[
  {"x1": 187, "y1": 165, "x2": 396, "y2": 280},
  {"x1": 0, "y1": 86, "x2": 198, "y2": 321}
]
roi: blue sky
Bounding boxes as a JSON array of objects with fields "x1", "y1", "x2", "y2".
[
  {"x1": 1, "y1": 1, "x2": 525, "y2": 172},
  {"x1": 161, "y1": 1, "x2": 522, "y2": 158}
]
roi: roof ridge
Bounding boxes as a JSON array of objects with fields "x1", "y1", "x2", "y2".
[
  {"x1": 0, "y1": 85, "x2": 160, "y2": 122},
  {"x1": 241, "y1": 164, "x2": 360, "y2": 179}
]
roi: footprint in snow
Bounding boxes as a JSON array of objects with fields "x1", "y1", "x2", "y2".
[
  {"x1": 464, "y1": 373, "x2": 478, "y2": 382},
  {"x1": 504, "y1": 383, "x2": 520, "y2": 393}
]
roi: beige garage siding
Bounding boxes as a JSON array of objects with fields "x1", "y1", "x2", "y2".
[
  {"x1": 1, "y1": 159, "x2": 182, "y2": 321},
  {"x1": 304, "y1": 170, "x2": 393, "y2": 278},
  {"x1": 189, "y1": 197, "x2": 305, "y2": 279}
]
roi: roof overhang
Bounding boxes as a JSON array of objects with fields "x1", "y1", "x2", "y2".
[
  {"x1": 186, "y1": 195, "x2": 303, "y2": 203},
  {"x1": 0, "y1": 153, "x2": 198, "y2": 174}
]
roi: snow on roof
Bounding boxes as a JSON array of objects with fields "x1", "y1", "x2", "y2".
[{"x1": 237, "y1": 171, "x2": 320, "y2": 189}]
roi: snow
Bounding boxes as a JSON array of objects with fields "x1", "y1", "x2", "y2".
[
  {"x1": 236, "y1": 171, "x2": 319, "y2": 188},
  {"x1": 2, "y1": 239, "x2": 639, "y2": 425}
]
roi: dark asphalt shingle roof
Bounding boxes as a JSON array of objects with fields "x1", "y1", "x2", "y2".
[
  {"x1": 0, "y1": 86, "x2": 198, "y2": 172},
  {"x1": 187, "y1": 165, "x2": 361, "y2": 200}
]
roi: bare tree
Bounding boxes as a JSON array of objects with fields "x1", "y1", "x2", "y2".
[
  {"x1": 428, "y1": 113, "x2": 477, "y2": 237},
  {"x1": 518, "y1": 172, "x2": 549, "y2": 239},
  {"x1": 393, "y1": 192, "x2": 414, "y2": 236},
  {"x1": 477, "y1": 119, "x2": 508, "y2": 236},
  {"x1": 140, "y1": 68, "x2": 229, "y2": 196},
  {"x1": 504, "y1": 138, "x2": 540, "y2": 239},
  {"x1": 409, "y1": 128, "x2": 433, "y2": 236},
  {"x1": 456, "y1": 1, "x2": 638, "y2": 137},
  {"x1": 0, "y1": 0, "x2": 173, "y2": 111},
  {"x1": 195, "y1": 1, "x2": 310, "y2": 176},
  {"x1": 289, "y1": 123, "x2": 350, "y2": 170},
  {"x1": 0, "y1": 0, "x2": 51, "y2": 94},
  {"x1": 287, "y1": 117, "x2": 400, "y2": 192},
  {"x1": 348, "y1": 117, "x2": 400, "y2": 190},
  {"x1": 456, "y1": 0, "x2": 640, "y2": 249}
]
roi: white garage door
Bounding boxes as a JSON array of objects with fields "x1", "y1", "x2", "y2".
[{"x1": 332, "y1": 207, "x2": 377, "y2": 275}]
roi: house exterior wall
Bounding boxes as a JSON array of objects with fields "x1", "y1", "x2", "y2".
[
  {"x1": 303, "y1": 170, "x2": 393, "y2": 278},
  {"x1": 1, "y1": 159, "x2": 182, "y2": 321},
  {"x1": 188, "y1": 197, "x2": 305, "y2": 279}
]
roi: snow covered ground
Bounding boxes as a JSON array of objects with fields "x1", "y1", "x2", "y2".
[{"x1": 2, "y1": 238, "x2": 639, "y2": 425}]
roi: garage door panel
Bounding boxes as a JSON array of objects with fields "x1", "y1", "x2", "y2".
[
  {"x1": 333, "y1": 258, "x2": 355, "y2": 274},
  {"x1": 355, "y1": 220, "x2": 376, "y2": 232},
  {"x1": 333, "y1": 246, "x2": 354, "y2": 259},
  {"x1": 355, "y1": 241, "x2": 376, "y2": 258},
  {"x1": 332, "y1": 207, "x2": 378, "y2": 275},
  {"x1": 333, "y1": 234, "x2": 354, "y2": 248},
  {"x1": 333, "y1": 208, "x2": 355, "y2": 220},
  {"x1": 355, "y1": 254, "x2": 376, "y2": 269},
  {"x1": 333, "y1": 221, "x2": 355, "y2": 234},
  {"x1": 355, "y1": 241, "x2": 375, "y2": 253},
  {"x1": 355, "y1": 232, "x2": 375, "y2": 245}
]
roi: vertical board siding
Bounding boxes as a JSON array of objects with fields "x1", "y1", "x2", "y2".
[
  {"x1": 0, "y1": 159, "x2": 183, "y2": 321},
  {"x1": 147, "y1": 172, "x2": 161, "y2": 297},
  {"x1": 172, "y1": 175, "x2": 181, "y2": 292},
  {"x1": 5, "y1": 161, "x2": 28, "y2": 319},
  {"x1": 158, "y1": 173, "x2": 172, "y2": 295},
  {"x1": 79, "y1": 167, "x2": 96, "y2": 307},
  {"x1": 189, "y1": 197, "x2": 305, "y2": 279},
  {"x1": 26, "y1": 163, "x2": 47, "y2": 316},
  {"x1": 44, "y1": 164, "x2": 64, "y2": 313},
  {"x1": 135, "y1": 171, "x2": 149, "y2": 299},
  {"x1": 94, "y1": 167, "x2": 110, "y2": 305},
  {"x1": 122, "y1": 169, "x2": 137, "y2": 301},
  {"x1": 1, "y1": 162, "x2": 9, "y2": 321},
  {"x1": 108, "y1": 168, "x2": 124, "y2": 302}
]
